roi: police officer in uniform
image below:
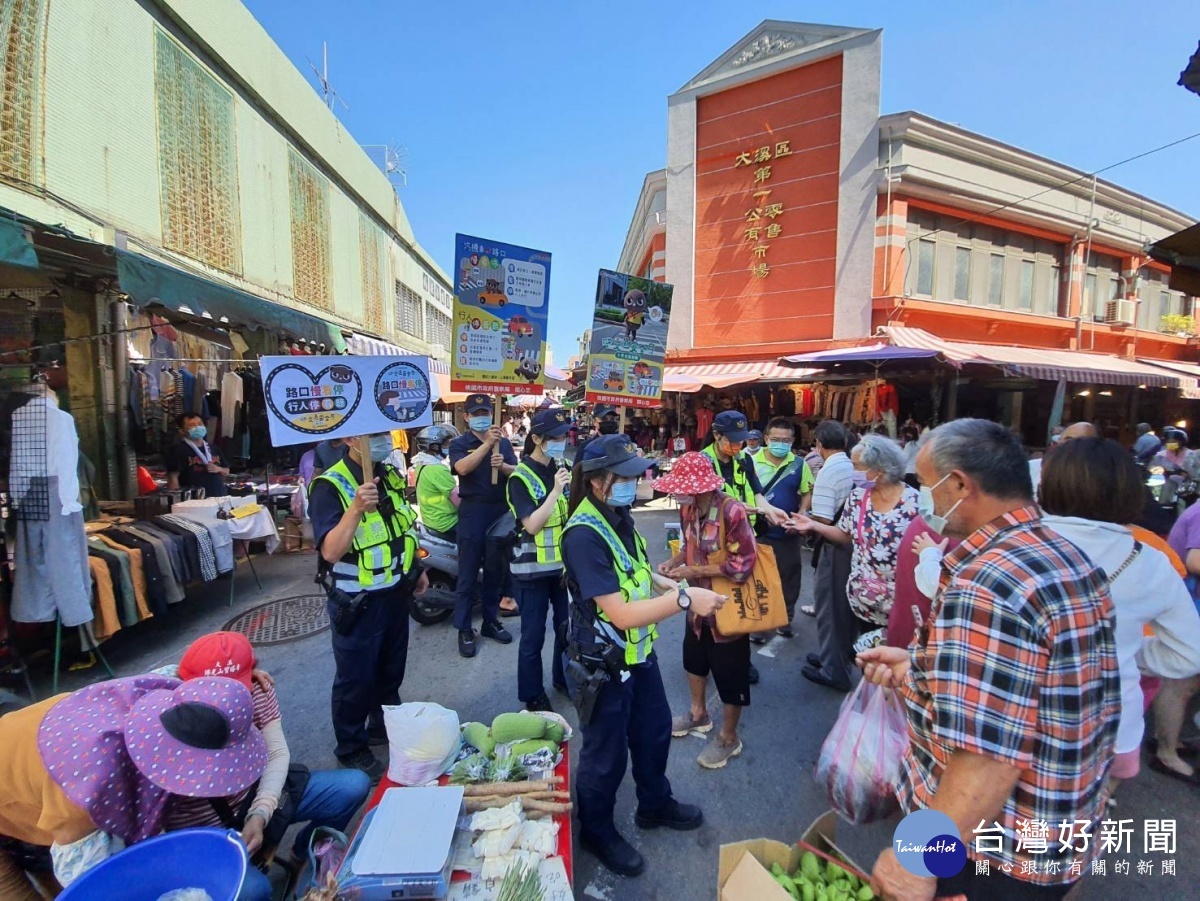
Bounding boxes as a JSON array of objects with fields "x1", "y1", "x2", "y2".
[
  {"x1": 507, "y1": 408, "x2": 572, "y2": 711},
  {"x1": 701, "y1": 410, "x2": 788, "y2": 683},
  {"x1": 575, "y1": 404, "x2": 620, "y2": 461},
  {"x1": 562, "y1": 434, "x2": 727, "y2": 877},
  {"x1": 449, "y1": 394, "x2": 517, "y2": 658},
  {"x1": 309, "y1": 432, "x2": 429, "y2": 779}
]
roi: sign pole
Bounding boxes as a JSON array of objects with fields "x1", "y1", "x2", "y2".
[
  {"x1": 492, "y1": 395, "x2": 502, "y2": 485},
  {"x1": 618, "y1": 406, "x2": 627, "y2": 436},
  {"x1": 355, "y1": 435, "x2": 373, "y2": 484}
]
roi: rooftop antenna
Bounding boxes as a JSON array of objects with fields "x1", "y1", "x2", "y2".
[
  {"x1": 361, "y1": 143, "x2": 409, "y2": 188},
  {"x1": 307, "y1": 41, "x2": 348, "y2": 112}
]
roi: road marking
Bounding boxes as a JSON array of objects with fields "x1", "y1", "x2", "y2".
[{"x1": 755, "y1": 635, "x2": 787, "y2": 658}]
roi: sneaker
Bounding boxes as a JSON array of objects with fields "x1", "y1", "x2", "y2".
[
  {"x1": 777, "y1": 626, "x2": 794, "y2": 638},
  {"x1": 748, "y1": 633, "x2": 767, "y2": 645},
  {"x1": 806, "y1": 652, "x2": 822, "y2": 668},
  {"x1": 579, "y1": 832, "x2": 645, "y2": 878},
  {"x1": 698, "y1": 735, "x2": 744, "y2": 769},
  {"x1": 525, "y1": 694, "x2": 553, "y2": 713},
  {"x1": 670, "y1": 711, "x2": 713, "y2": 737},
  {"x1": 338, "y1": 748, "x2": 384, "y2": 782},
  {"x1": 635, "y1": 799, "x2": 703, "y2": 831},
  {"x1": 458, "y1": 629, "x2": 477, "y2": 658},
  {"x1": 480, "y1": 621, "x2": 513, "y2": 644}
]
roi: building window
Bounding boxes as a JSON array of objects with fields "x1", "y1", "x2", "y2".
[
  {"x1": 953, "y1": 247, "x2": 971, "y2": 301},
  {"x1": 424, "y1": 304, "x2": 451, "y2": 352},
  {"x1": 1018, "y1": 260, "x2": 1035, "y2": 311},
  {"x1": 358, "y1": 215, "x2": 386, "y2": 334},
  {"x1": 916, "y1": 239, "x2": 935, "y2": 296},
  {"x1": 395, "y1": 282, "x2": 423, "y2": 340},
  {"x1": 288, "y1": 148, "x2": 333, "y2": 308},
  {"x1": 0, "y1": 0, "x2": 45, "y2": 186},
  {"x1": 153, "y1": 31, "x2": 243, "y2": 274},
  {"x1": 988, "y1": 254, "x2": 1004, "y2": 306}
]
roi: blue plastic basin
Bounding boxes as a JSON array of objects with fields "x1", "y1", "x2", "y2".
[{"x1": 58, "y1": 828, "x2": 248, "y2": 901}]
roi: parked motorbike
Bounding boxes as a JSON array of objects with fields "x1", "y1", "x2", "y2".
[{"x1": 411, "y1": 513, "x2": 518, "y2": 625}]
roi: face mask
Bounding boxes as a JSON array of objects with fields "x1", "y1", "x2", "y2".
[
  {"x1": 368, "y1": 435, "x2": 393, "y2": 463},
  {"x1": 718, "y1": 438, "x2": 744, "y2": 457},
  {"x1": 747, "y1": 442, "x2": 761, "y2": 452},
  {"x1": 469, "y1": 415, "x2": 493, "y2": 432},
  {"x1": 187, "y1": 426, "x2": 206, "y2": 441},
  {"x1": 673, "y1": 494, "x2": 695, "y2": 507},
  {"x1": 598, "y1": 420, "x2": 619, "y2": 435},
  {"x1": 768, "y1": 441, "x2": 791, "y2": 458},
  {"x1": 544, "y1": 439, "x2": 567, "y2": 461},
  {"x1": 441, "y1": 447, "x2": 450, "y2": 458},
  {"x1": 608, "y1": 480, "x2": 638, "y2": 508},
  {"x1": 853, "y1": 470, "x2": 876, "y2": 490},
  {"x1": 918, "y1": 472, "x2": 963, "y2": 536},
  {"x1": 1167, "y1": 442, "x2": 1182, "y2": 452}
]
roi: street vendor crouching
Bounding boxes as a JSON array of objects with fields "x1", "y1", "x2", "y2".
[{"x1": 0, "y1": 674, "x2": 266, "y2": 900}]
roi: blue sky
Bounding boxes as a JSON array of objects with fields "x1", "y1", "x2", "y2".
[{"x1": 244, "y1": 0, "x2": 1200, "y2": 364}]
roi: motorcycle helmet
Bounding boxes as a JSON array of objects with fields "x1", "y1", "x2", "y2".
[
  {"x1": 1164, "y1": 427, "x2": 1189, "y2": 449},
  {"x1": 417, "y1": 424, "x2": 460, "y2": 456}
]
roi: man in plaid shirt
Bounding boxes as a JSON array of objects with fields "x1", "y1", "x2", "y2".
[{"x1": 859, "y1": 419, "x2": 1120, "y2": 901}]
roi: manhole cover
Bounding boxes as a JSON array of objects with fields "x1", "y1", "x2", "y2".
[{"x1": 223, "y1": 595, "x2": 329, "y2": 647}]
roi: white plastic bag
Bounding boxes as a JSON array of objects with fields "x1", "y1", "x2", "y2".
[
  {"x1": 813, "y1": 679, "x2": 909, "y2": 825},
  {"x1": 383, "y1": 702, "x2": 462, "y2": 785}
]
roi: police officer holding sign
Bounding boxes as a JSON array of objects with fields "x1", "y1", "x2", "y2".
[
  {"x1": 309, "y1": 432, "x2": 429, "y2": 780},
  {"x1": 562, "y1": 434, "x2": 727, "y2": 878},
  {"x1": 449, "y1": 394, "x2": 518, "y2": 658},
  {"x1": 506, "y1": 408, "x2": 572, "y2": 712}
]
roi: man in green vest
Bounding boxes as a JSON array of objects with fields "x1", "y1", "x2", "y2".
[
  {"x1": 308, "y1": 433, "x2": 429, "y2": 780},
  {"x1": 413, "y1": 424, "x2": 461, "y2": 539}
]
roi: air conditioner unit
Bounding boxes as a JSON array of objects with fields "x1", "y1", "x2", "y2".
[{"x1": 1104, "y1": 298, "x2": 1137, "y2": 326}]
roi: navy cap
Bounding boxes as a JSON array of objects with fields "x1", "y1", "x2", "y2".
[
  {"x1": 593, "y1": 404, "x2": 618, "y2": 419},
  {"x1": 532, "y1": 408, "x2": 572, "y2": 438},
  {"x1": 580, "y1": 434, "x2": 655, "y2": 477},
  {"x1": 747, "y1": 430, "x2": 763, "y2": 442},
  {"x1": 464, "y1": 394, "x2": 492, "y2": 414},
  {"x1": 713, "y1": 410, "x2": 750, "y2": 443}
]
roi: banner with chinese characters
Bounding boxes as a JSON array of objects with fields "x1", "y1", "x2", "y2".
[
  {"x1": 735, "y1": 138, "x2": 792, "y2": 279},
  {"x1": 451, "y1": 234, "x2": 552, "y2": 396},
  {"x1": 583, "y1": 269, "x2": 673, "y2": 409},
  {"x1": 260, "y1": 355, "x2": 433, "y2": 447}
]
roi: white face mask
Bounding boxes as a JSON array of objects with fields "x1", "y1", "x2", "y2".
[
  {"x1": 673, "y1": 494, "x2": 695, "y2": 507},
  {"x1": 918, "y1": 472, "x2": 963, "y2": 536}
]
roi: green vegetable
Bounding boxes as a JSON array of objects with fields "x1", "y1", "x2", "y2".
[
  {"x1": 800, "y1": 852, "x2": 821, "y2": 881},
  {"x1": 496, "y1": 861, "x2": 544, "y2": 901},
  {"x1": 543, "y1": 722, "x2": 565, "y2": 744},
  {"x1": 492, "y1": 711, "x2": 547, "y2": 743},
  {"x1": 827, "y1": 861, "x2": 848, "y2": 883},
  {"x1": 800, "y1": 881, "x2": 815, "y2": 901},
  {"x1": 449, "y1": 753, "x2": 489, "y2": 784},
  {"x1": 857, "y1": 887, "x2": 874, "y2": 901},
  {"x1": 509, "y1": 738, "x2": 558, "y2": 758},
  {"x1": 462, "y1": 722, "x2": 495, "y2": 757}
]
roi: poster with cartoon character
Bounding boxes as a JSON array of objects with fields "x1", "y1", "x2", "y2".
[
  {"x1": 584, "y1": 269, "x2": 673, "y2": 409},
  {"x1": 451, "y1": 233, "x2": 551, "y2": 395},
  {"x1": 260, "y1": 355, "x2": 433, "y2": 446}
]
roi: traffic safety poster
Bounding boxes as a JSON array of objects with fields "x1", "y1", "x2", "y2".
[
  {"x1": 451, "y1": 233, "x2": 552, "y2": 396},
  {"x1": 584, "y1": 269, "x2": 673, "y2": 409}
]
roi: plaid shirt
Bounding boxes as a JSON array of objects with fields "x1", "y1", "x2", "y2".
[
  {"x1": 898, "y1": 506, "x2": 1120, "y2": 886},
  {"x1": 681, "y1": 493, "x2": 757, "y2": 642}
]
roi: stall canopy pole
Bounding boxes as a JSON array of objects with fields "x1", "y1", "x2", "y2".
[
  {"x1": 111, "y1": 300, "x2": 134, "y2": 501},
  {"x1": 492, "y1": 397, "x2": 502, "y2": 485}
]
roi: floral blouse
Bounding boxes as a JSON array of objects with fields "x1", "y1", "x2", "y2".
[
  {"x1": 836, "y1": 484, "x2": 920, "y2": 625},
  {"x1": 682, "y1": 493, "x2": 757, "y2": 641}
]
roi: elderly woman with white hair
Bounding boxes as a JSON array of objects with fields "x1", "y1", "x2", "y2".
[{"x1": 788, "y1": 434, "x2": 920, "y2": 634}]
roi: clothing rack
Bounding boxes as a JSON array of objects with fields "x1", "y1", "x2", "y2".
[{"x1": 131, "y1": 357, "x2": 259, "y2": 365}]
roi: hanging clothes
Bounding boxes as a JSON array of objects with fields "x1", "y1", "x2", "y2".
[
  {"x1": 96, "y1": 529, "x2": 168, "y2": 615},
  {"x1": 221, "y1": 371, "x2": 243, "y2": 439},
  {"x1": 102, "y1": 527, "x2": 179, "y2": 608},
  {"x1": 86, "y1": 539, "x2": 140, "y2": 627},
  {"x1": 86, "y1": 556, "x2": 122, "y2": 641},
  {"x1": 10, "y1": 487, "x2": 92, "y2": 627},
  {"x1": 157, "y1": 515, "x2": 218, "y2": 581},
  {"x1": 121, "y1": 522, "x2": 190, "y2": 590}
]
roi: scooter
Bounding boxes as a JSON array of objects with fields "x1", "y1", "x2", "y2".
[{"x1": 412, "y1": 514, "x2": 517, "y2": 626}]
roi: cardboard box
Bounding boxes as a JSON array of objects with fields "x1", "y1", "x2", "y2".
[{"x1": 718, "y1": 811, "x2": 865, "y2": 901}]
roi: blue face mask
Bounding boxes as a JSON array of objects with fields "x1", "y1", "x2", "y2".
[
  {"x1": 608, "y1": 480, "x2": 638, "y2": 508},
  {"x1": 469, "y1": 415, "x2": 493, "y2": 432},
  {"x1": 369, "y1": 435, "x2": 393, "y2": 463},
  {"x1": 768, "y1": 441, "x2": 791, "y2": 458},
  {"x1": 544, "y1": 439, "x2": 567, "y2": 461},
  {"x1": 187, "y1": 426, "x2": 206, "y2": 441}
]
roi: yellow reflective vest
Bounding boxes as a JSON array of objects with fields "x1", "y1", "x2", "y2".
[{"x1": 506, "y1": 462, "x2": 568, "y2": 577}]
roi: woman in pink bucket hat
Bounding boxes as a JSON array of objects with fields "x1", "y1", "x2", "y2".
[
  {"x1": 653, "y1": 452, "x2": 759, "y2": 770},
  {"x1": 0, "y1": 674, "x2": 265, "y2": 899}
]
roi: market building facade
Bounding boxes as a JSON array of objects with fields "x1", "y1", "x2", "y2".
[
  {"x1": 0, "y1": 0, "x2": 454, "y2": 498},
  {"x1": 619, "y1": 20, "x2": 1199, "y2": 445}
]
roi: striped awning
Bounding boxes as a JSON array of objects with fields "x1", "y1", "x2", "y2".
[
  {"x1": 665, "y1": 360, "x2": 816, "y2": 389},
  {"x1": 345, "y1": 332, "x2": 449, "y2": 375},
  {"x1": 883, "y1": 326, "x2": 1182, "y2": 389},
  {"x1": 1138, "y1": 359, "x2": 1200, "y2": 399}
]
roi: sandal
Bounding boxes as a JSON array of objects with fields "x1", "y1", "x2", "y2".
[
  {"x1": 1148, "y1": 755, "x2": 1200, "y2": 785},
  {"x1": 1145, "y1": 738, "x2": 1200, "y2": 759}
]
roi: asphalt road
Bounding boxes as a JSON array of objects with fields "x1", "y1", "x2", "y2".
[{"x1": 35, "y1": 504, "x2": 1200, "y2": 900}]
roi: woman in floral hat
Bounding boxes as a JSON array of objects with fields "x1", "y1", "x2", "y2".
[{"x1": 654, "y1": 452, "x2": 758, "y2": 770}]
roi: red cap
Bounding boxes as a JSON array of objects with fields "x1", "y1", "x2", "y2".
[{"x1": 178, "y1": 631, "x2": 254, "y2": 690}]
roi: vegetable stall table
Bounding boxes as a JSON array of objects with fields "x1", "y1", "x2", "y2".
[{"x1": 361, "y1": 754, "x2": 574, "y2": 890}]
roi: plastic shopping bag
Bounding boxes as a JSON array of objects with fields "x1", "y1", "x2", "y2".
[
  {"x1": 814, "y1": 678, "x2": 909, "y2": 825},
  {"x1": 383, "y1": 702, "x2": 462, "y2": 785}
]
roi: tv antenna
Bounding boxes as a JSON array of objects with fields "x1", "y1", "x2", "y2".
[
  {"x1": 362, "y1": 143, "x2": 409, "y2": 188},
  {"x1": 307, "y1": 42, "x2": 348, "y2": 112}
]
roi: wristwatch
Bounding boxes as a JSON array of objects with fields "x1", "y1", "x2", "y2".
[{"x1": 676, "y1": 580, "x2": 691, "y2": 610}]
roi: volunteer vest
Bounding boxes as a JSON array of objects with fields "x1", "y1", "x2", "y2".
[
  {"x1": 506, "y1": 462, "x2": 568, "y2": 577},
  {"x1": 312, "y1": 459, "x2": 417, "y2": 591},
  {"x1": 564, "y1": 496, "x2": 657, "y2": 665},
  {"x1": 752, "y1": 450, "x2": 807, "y2": 539},
  {"x1": 703, "y1": 444, "x2": 756, "y2": 520}
]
